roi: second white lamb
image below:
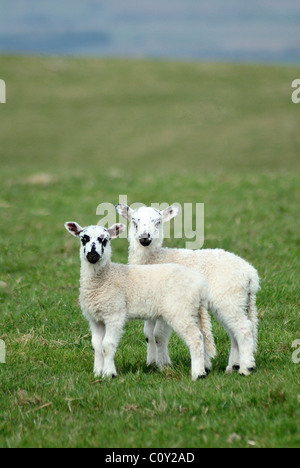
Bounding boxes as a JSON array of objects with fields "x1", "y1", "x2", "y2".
[{"x1": 116, "y1": 203, "x2": 260, "y2": 376}]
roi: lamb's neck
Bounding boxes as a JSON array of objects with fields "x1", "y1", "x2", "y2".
[
  {"x1": 80, "y1": 258, "x2": 111, "y2": 286},
  {"x1": 128, "y1": 241, "x2": 164, "y2": 265}
]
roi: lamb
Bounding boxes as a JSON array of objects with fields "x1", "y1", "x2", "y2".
[
  {"x1": 115, "y1": 204, "x2": 260, "y2": 376},
  {"x1": 64, "y1": 221, "x2": 216, "y2": 380}
]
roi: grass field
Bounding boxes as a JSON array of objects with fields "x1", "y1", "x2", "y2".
[{"x1": 0, "y1": 56, "x2": 299, "y2": 448}]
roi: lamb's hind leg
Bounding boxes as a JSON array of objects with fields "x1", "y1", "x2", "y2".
[
  {"x1": 198, "y1": 304, "x2": 216, "y2": 372},
  {"x1": 236, "y1": 315, "x2": 256, "y2": 376},
  {"x1": 170, "y1": 316, "x2": 206, "y2": 380},
  {"x1": 226, "y1": 333, "x2": 240, "y2": 373},
  {"x1": 223, "y1": 313, "x2": 256, "y2": 376},
  {"x1": 144, "y1": 319, "x2": 172, "y2": 366},
  {"x1": 144, "y1": 319, "x2": 157, "y2": 365}
]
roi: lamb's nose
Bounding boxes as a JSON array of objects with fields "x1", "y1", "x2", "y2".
[
  {"x1": 87, "y1": 245, "x2": 100, "y2": 264},
  {"x1": 87, "y1": 251, "x2": 100, "y2": 264},
  {"x1": 139, "y1": 233, "x2": 152, "y2": 246}
]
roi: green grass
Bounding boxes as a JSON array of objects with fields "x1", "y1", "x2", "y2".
[{"x1": 0, "y1": 56, "x2": 299, "y2": 448}]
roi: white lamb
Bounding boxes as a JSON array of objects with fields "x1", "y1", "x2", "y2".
[
  {"x1": 116, "y1": 204, "x2": 260, "y2": 376},
  {"x1": 64, "y1": 221, "x2": 216, "y2": 380}
]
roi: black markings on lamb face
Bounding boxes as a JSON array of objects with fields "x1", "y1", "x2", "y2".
[
  {"x1": 101, "y1": 243, "x2": 105, "y2": 255},
  {"x1": 97, "y1": 236, "x2": 109, "y2": 255},
  {"x1": 131, "y1": 219, "x2": 139, "y2": 232},
  {"x1": 98, "y1": 237, "x2": 108, "y2": 247},
  {"x1": 81, "y1": 235, "x2": 90, "y2": 246}
]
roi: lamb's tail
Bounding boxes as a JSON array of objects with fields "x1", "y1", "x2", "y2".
[
  {"x1": 247, "y1": 272, "x2": 260, "y2": 354},
  {"x1": 199, "y1": 303, "x2": 216, "y2": 359}
]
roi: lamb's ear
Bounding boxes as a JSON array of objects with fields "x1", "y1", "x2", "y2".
[
  {"x1": 107, "y1": 223, "x2": 126, "y2": 239},
  {"x1": 115, "y1": 203, "x2": 133, "y2": 221},
  {"x1": 161, "y1": 205, "x2": 180, "y2": 223},
  {"x1": 65, "y1": 221, "x2": 84, "y2": 237}
]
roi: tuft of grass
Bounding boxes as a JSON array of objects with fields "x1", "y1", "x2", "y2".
[{"x1": 0, "y1": 56, "x2": 299, "y2": 448}]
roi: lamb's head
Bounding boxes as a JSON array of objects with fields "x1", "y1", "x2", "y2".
[
  {"x1": 115, "y1": 204, "x2": 179, "y2": 249},
  {"x1": 65, "y1": 222, "x2": 126, "y2": 266}
]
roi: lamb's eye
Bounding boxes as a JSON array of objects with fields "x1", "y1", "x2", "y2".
[
  {"x1": 81, "y1": 235, "x2": 90, "y2": 246},
  {"x1": 132, "y1": 221, "x2": 138, "y2": 231},
  {"x1": 98, "y1": 237, "x2": 108, "y2": 247}
]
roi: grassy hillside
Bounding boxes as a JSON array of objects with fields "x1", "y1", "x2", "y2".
[{"x1": 0, "y1": 56, "x2": 299, "y2": 448}]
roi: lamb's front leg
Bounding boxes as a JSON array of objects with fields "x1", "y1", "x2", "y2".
[
  {"x1": 102, "y1": 321, "x2": 124, "y2": 378},
  {"x1": 90, "y1": 320, "x2": 105, "y2": 377}
]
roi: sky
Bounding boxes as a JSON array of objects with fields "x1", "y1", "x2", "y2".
[{"x1": 0, "y1": 0, "x2": 300, "y2": 63}]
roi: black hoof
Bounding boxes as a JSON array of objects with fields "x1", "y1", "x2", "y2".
[
  {"x1": 198, "y1": 374, "x2": 207, "y2": 380},
  {"x1": 240, "y1": 367, "x2": 256, "y2": 376},
  {"x1": 205, "y1": 368, "x2": 211, "y2": 375}
]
